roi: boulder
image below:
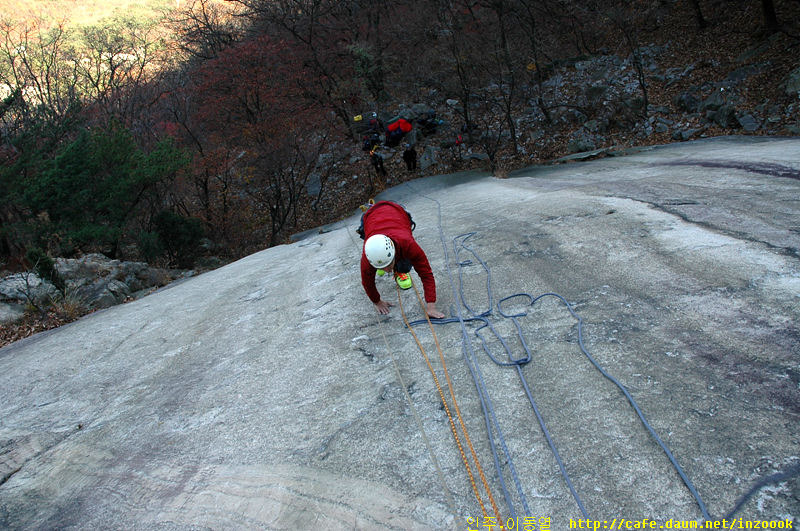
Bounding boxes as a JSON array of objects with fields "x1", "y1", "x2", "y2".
[
  {"x1": 665, "y1": 64, "x2": 695, "y2": 87},
  {"x1": 81, "y1": 279, "x2": 131, "y2": 309},
  {"x1": 700, "y1": 89, "x2": 726, "y2": 112},
  {"x1": 306, "y1": 172, "x2": 322, "y2": 197},
  {"x1": 56, "y1": 254, "x2": 178, "y2": 296},
  {"x1": 671, "y1": 128, "x2": 703, "y2": 141},
  {"x1": 567, "y1": 134, "x2": 597, "y2": 153},
  {"x1": 584, "y1": 84, "x2": 609, "y2": 104},
  {"x1": 410, "y1": 103, "x2": 435, "y2": 119},
  {"x1": 673, "y1": 91, "x2": 700, "y2": 113},
  {"x1": 0, "y1": 254, "x2": 189, "y2": 321},
  {"x1": 709, "y1": 105, "x2": 738, "y2": 128},
  {"x1": 584, "y1": 119, "x2": 604, "y2": 133},
  {"x1": 784, "y1": 67, "x2": 800, "y2": 98},
  {"x1": 0, "y1": 301, "x2": 25, "y2": 324},
  {"x1": 736, "y1": 113, "x2": 760, "y2": 132},
  {"x1": 654, "y1": 117, "x2": 674, "y2": 134},
  {"x1": 419, "y1": 145, "x2": 441, "y2": 170},
  {"x1": 0, "y1": 273, "x2": 58, "y2": 307},
  {"x1": 725, "y1": 62, "x2": 769, "y2": 84}
]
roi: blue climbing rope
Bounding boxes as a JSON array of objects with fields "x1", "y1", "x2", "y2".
[
  {"x1": 405, "y1": 184, "x2": 701, "y2": 519},
  {"x1": 400, "y1": 182, "x2": 798, "y2": 521},
  {"x1": 420, "y1": 191, "x2": 533, "y2": 519}
]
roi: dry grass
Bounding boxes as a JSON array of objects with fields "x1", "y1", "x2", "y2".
[
  {"x1": 0, "y1": 305, "x2": 89, "y2": 348},
  {"x1": 0, "y1": 0, "x2": 176, "y2": 27}
]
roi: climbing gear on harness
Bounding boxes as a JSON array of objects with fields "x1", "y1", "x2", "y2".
[
  {"x1": 377, "y1": 268, "x2": 386, "y2": 276},
  {"x1": 395, "y1": 272, "x2": 412, "y2": 289},
  {"x1": 364, "y1": 234, "x2": 395, "y2": 268},
  {"x1": 359, "y1": 198, "x2": 375, "y2": 212}
]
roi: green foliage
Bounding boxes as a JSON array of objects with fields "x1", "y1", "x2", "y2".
[
  {"x1": 17, "y1": 123, "x2": 189, "y2": 257},
  {"x1": 137, "y1": 230, "x2": 164, "y2": 263},
  {"x1": 26, "y1": 246, "x2": 66, "y2": 293},
  {"x1": 152, "y1": 210, "x2": 204, "y2": 268},
  {"x1": 348, "y1": 42, "x2": 386, "y2": 102}
]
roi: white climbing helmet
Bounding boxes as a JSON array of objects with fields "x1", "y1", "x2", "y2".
[{"x1": 364, "y1": 234, "x2": 395, "y2": 268}]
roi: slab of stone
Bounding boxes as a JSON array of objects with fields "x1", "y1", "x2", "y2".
[{"x1": 1, "y1": 136, "x2": 798, "y2": 529}]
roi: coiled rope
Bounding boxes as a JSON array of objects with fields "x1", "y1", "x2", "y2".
[
  {"x1": 357, "y1": 184, "x2": 799, "y2": 521},
  {"x1": 416, "y1": 192, "x2": 587, "y2": 518},
  {"x1": 411, "y1": 197, "x2": 706, "y2": 517},
  {"x1": 403, "y1": 184, "x2": 798, "y2": 521}
]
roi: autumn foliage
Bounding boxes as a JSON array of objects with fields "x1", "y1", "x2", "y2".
[{"x1": 1, "y1": 0, "x2": 798, "y2": 270}]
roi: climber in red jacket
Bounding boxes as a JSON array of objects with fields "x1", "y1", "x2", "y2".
[{"x1": 359, "y1": 201, "x2": 445, "y2": 319}]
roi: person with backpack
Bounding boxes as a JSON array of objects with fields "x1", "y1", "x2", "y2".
[
  {"x1": 359, "y1": 201, "x2": 445, "y2": 319},
  {"x1": 369, "y1": 144, "x2": 387, "y2": 177}
]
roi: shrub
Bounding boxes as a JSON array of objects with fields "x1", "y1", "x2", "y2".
[
  {"x1": 153, "y1": 210, "x2": 205, "y2": 268},
  {"x1": 25, "y1": 247, "x2": 66, "y2": 294},
  {"x1": 137, "y1": 231, "x2": 164, "y2": 263}
]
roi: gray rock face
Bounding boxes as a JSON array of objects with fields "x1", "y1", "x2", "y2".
[
  {"x1": 420, "y1": 145, "x2": 441, "y2": 170},
  {"x1": 0, "y1": 254, "x2": 190, "y2": 323},
  {"x1": 568, "y1": 134, "x2": 597, "y2": 153},
  {"x1": 1, "y1": 137, "x2": 798, "y2": 528},
  {"x1": 710, "y1": 104, "x2": 738, "y2": 128},
  {"x1": 784, "y1": 67, "x2": 800, "y2": 97},
  {"x1": 0, "y1": 273, "x2": 58, "y2": 306},
  {"x1": 0, "y1": 302, "x2": 25, "y2": 322},
  {"x1": 737, "y1": 113, "x2": 761, "y2": 132},
  {"x1": 673, "y1": 91, "x2": 700, "y2": 112}
]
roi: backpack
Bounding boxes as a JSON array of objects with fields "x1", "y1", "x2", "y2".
[{"x1": 356, "y1": 201, "x2": 415, "y2": 240}]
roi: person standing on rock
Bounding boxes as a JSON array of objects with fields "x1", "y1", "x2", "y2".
[
  {"x1": 358, "y1": 201, "x2": 445, "y2": 319},
  {"x1": 369, "y1": 145, "x2": 387, "y2": 177},
  {"x1": 402, "y1": 143, "x2": 417, "y2": 171}
]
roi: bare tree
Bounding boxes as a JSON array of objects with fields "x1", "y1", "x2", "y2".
[
  {"x1": 0, "y1": 20, "x2": 81, "y2": 124},
  {"x1": 77, "y1": 17, "x2": 167, "y2": 128},
  {"x1": 576, "y1": 1, "x2": 649, "y2": 120},
  {"x1": 515, "y1": 0, "x2": 553, "y2": 123},
  {"x1": 170, "y1": 0, "x2": 242, "y2": 60},
  {"x1": 434, "y1": 0, "x2": 482, "y2": 143},
  {"x1": 228, "y1": 0, "x2": 414, "y2": 136},
  {"x1": 761, "y1": 0, "x2": 780, "y2": 33},
  {"x1": 480, "y1": 0, "x2": 521, "y2": 155}
]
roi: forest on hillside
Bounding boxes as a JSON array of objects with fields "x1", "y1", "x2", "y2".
[{"x1": 1, "y1": 0, "x2": 798, "y2": 273}]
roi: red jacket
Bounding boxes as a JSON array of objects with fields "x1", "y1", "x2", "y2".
[{"x1": 360, "y1": 201, "x2": 437, "y2": 303}]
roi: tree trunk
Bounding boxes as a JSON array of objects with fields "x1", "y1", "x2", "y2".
[
  {"x1": 690, "y1": 0, "x2": 708, "y2": 29},
  {"x1": 761, "y1": 0, "x2": 779, "y2": 33}
]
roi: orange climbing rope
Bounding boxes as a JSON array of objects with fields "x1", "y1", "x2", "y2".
[{"x1": 396, "y1": 278, "x2": 503, "y2": 523}]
